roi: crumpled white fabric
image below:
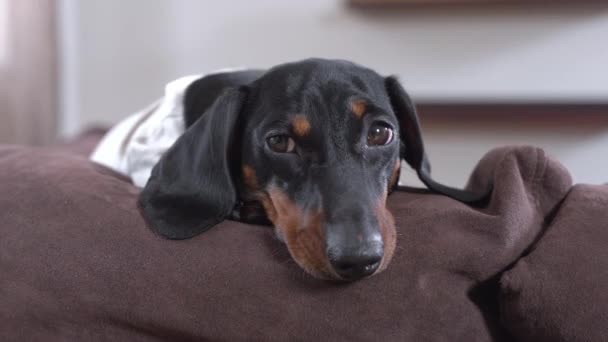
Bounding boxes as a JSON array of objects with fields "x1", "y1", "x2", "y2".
[
  {"x1": 90, "y1": 75, "x2": 201, "y2": 187},
  {"x1": 90, "y1": 68, "x2": 245, "y2": 188}
]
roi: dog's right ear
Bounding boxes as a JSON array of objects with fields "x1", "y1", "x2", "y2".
[
  {"x1": 138, "y1": 87, "x2": 247, "y2": 239},
  {"x1": 385, "y1": 76, "x2": 492, "y2": 204}
]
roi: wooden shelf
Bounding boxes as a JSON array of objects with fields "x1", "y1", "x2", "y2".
[{"x1": 415, "y1": 103, "x2": 608, "y2": 126}]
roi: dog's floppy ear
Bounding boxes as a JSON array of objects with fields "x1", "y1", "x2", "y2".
[
  {"x1": 385, "y1": 76, "x2": 491, "y2": 204},
  {"x1": 138, "y1": 87, "x2": 247, "y2": 239}
]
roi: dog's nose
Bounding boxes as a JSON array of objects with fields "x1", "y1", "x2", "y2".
[{"x1": 328, "y1": 244, "x2": 383, "y2": 280}]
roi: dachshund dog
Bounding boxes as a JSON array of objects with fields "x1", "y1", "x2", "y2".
[{"x1": 119, "y1": 58, "x2": 489, "y2": 281}]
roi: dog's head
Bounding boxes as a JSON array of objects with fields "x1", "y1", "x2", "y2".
[{"x1": 139, "y1": 58, "x2": 489, "y2": 281}]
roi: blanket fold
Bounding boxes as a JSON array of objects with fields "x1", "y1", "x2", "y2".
[{"x1": 499, "y1": 184, "x2": 608, "y2": 342}]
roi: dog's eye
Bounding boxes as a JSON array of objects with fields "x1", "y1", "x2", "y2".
[
  {"x1": 367, "y1": 122, "x2": 394, "y2": 146},
  {"x1": 267, "y1": 135, "x2": 296, "y2": 153}
]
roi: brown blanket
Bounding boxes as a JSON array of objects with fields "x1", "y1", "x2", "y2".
[
  {"x1": 500, "y1": 183, "x2": 608, "y2": 341},
  {"x1": 0, "y1": 132, "x2": 605, "y2": 341}
]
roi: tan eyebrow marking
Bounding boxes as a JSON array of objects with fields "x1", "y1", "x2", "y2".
[
  {"x1": 351, "y1": 99, "x2": 367, "y2": 118},
  {"x1": 292, "y1": 114, "x2": 311, "y2": 137}
]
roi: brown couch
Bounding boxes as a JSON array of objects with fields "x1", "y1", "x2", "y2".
[{"x1": 1, "y1": 130, "x2": 606, "y2": 341}]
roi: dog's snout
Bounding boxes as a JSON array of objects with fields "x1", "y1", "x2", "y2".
[{"x1": 327, "y1": 239, "x2": 383, "y2": 281}]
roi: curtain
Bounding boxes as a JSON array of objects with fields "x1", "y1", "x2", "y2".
[{"x1": 0, "y1": 0, "x2": 56, "y2": 145}]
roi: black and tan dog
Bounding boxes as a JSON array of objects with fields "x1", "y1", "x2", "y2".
[{"x1": 139, "y1": 58, "x2": 490, "y2": 281}]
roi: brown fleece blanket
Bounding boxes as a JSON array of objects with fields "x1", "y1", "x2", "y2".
[
  {"x1": 0, "y1": 131, "x2": 605, "y2": 341},
  {"x1": 500, "y1": 183, "x2": 608, "y2": 341}
]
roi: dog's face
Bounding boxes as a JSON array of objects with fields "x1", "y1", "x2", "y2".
[
  {"x1": 139, "y1": 58, "x2": 489, "y2": 282},
  {"x1": 239, "y1": 61, "x2": 399, "y2": 279}
]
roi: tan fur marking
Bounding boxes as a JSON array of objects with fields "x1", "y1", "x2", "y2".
[
  {"x1": 266, "y1": 187, "x2": 334, "y2": 279},
  {"x1": 292, "y1": 114, "x2": 311, "y2": 137},
  {"x1": 242, "y1": 165, "x2": 258, "y2": 190},
  {"x1": 389, "y1": 159, "x2": 401, "y2": 190},
  {"x1": 351, "y1": 99, "x2": 367, "y2": 118},
  {"x1": 374, "y1": 190, "x2": 397, "y2": 275},
  {"x1": 258, "y1": 192, "x2": 278, "y2": 224}
]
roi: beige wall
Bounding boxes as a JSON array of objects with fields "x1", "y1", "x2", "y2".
[
  {"x1": 57, "y1": 0, "x2": 608, "y2": 185},
  {"x1": 402, "y1": 117, "x2": 608, "y2": 187}
]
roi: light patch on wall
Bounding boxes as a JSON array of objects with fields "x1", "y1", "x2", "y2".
[{"x1": 0, "y1": 0, "x2": 7, "y2": 64}]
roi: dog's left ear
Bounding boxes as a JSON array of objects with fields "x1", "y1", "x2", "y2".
[
  {"x1": 138, "y1": 87, "x2": 247, "y2": 239},
  {"x1": 385, "y1": 76, "x2": 491, "y2": 204}
]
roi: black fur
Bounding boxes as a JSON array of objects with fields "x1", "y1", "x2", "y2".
[{"x1": 183, "y1": 70, "x2": 264, "y2": 127}]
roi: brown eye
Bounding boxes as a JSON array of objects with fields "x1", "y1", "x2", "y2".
[
  {"x1": 267, "y1": 135, "x2": 296, "y2": 153},
  {"x1": 367, "y1": 122, "x2": 394, "y2": 146}
]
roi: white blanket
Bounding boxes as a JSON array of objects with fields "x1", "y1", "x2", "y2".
[{"x1": 90, "y1": 75, "x2": 202, "y2": 187}]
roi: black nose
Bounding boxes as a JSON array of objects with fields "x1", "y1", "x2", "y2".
[{"x1": 328, "y1": 246, "x2": 383, "y2": 280}]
